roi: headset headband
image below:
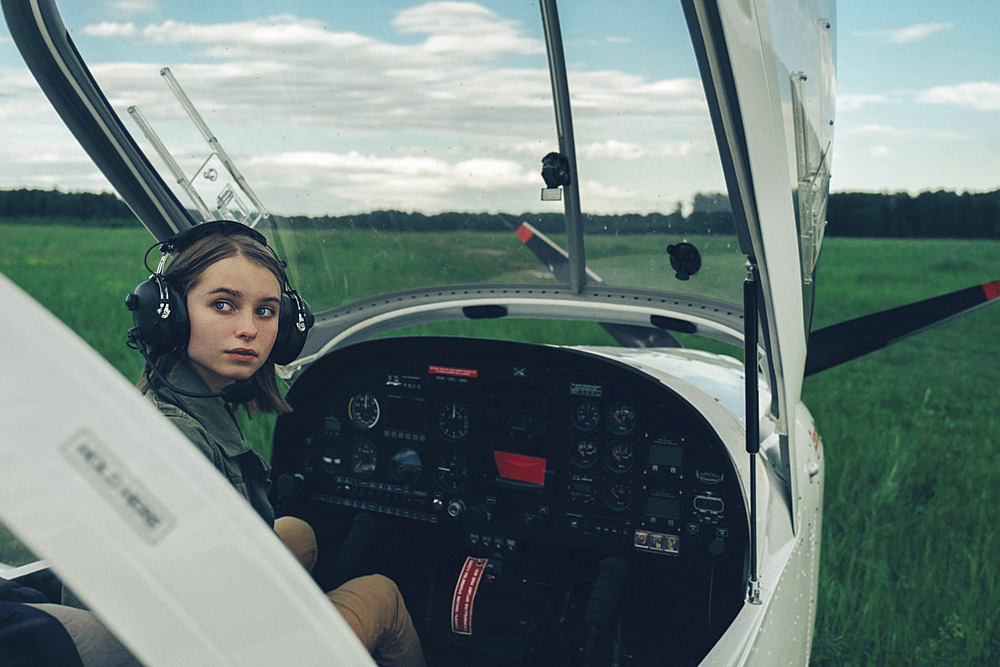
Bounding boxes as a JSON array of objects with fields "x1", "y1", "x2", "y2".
[{"x1": 162, "y1": 220, "x2": 271, "y2": 256}]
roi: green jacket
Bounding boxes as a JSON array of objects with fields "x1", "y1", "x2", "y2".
[{"x1": 146, "y1": 360, "x2": 275, "y2": 527}]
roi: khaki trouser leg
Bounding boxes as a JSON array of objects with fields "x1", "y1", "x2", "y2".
[
  {"x1": 327, "y1": 575, "x2": 427, "y2": 667},
  {"x1": 274, "y1": 515, "x2": 319, "y2": 573}
]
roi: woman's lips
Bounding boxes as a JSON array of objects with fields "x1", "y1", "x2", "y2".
[{"x1": 226, "y1": 348, "x2": 258, "y2": 362}]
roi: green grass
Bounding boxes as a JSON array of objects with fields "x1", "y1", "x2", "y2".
[
  {"x1": 803, "y1": 238, "x2": 1000, "y2": 666},
  {"x1": 2, "y1": 224, "x2": 999, "y2": 665}
]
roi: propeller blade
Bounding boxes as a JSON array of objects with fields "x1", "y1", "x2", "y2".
[
  {"x1": 515, "y1": 223, "x2": 680, "y2": 348},
  {"x1": 806, "y1": 279, "x2": 1000, "y2": 376}
]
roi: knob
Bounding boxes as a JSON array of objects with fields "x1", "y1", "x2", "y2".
[
  {"x1": 276, "y1": 473, "x2": 304, "y2": 500},
  {"x1": 447, "y1": 499, "x2": 465, "y2": 518}
]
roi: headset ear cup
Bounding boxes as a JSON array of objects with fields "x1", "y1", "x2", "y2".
[
  {"x1": 270, "y1": 290, "x2": 312, "y2": 365},
  {"x1": 126, "y1": 276, "x2": 189, "y2": 355}
]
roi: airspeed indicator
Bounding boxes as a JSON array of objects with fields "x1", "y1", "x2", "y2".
[{"x1": 348, "y1": 392, "x2": 380, "y2": 430}]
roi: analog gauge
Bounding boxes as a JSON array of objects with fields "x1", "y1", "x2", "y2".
[
  {"x1": 438, "y1": 402, "x2": 470, "y2": 441},
  {"x1": 348, "y1": 392, "x2": 380, "y2": 430},
  {"x1": 571, "y1": 399, "x2": 601, "y2": 432},
  {"x1": 570, "y1": 439, "x2": 599, "y2": 469},
  {"x1": 389, "y1": 447, "x2": 422, "y2": 484},
  {"x1": 350, "y1": 439, "x2": 377, "y2": 479},
  {"x1": 606, "y1": 401, "x2": 637, "y2": 436},
  {"x1": 602, "y1": 478, "x2": 634, "y2": 512},
  {"x1": 604, "y1": 440, "x2": 635, "y2": 473},
  {"x1": 433, "y1": 452, "x2": 468, "y2": 492}
]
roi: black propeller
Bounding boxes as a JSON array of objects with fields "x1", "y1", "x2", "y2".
[
  {"x1": 806, "y1": 279, "x2": 1000, "y2": 376},
  {"x1": 515, "y1": 222, "x2": 682, "y2": 348}
]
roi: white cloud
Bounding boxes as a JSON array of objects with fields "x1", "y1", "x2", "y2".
[
  {"x1": 917, "y1": 82, "x2": 1000, "y2": 111},
  {"x1": 888, "y1": 22, "x2": 954, "y2": 43},
  {"x1": 837, "y1": 93, "x2": 888, "y2": 113},
  {"x1": 577, "y1": 140, "x2": 696, "y2": 160},
  {"x1": 392, "y1": 2, "x2": 544, "y2": 57},
  {"x1": 841, "y1": 124, "x2": 967, "y2": 142},
  {"x1": 856, "y1": 22, "x2": 954, "y2": 44},
  {"x1": 20, "y1": 3, "x2": 718, "y2": 214},
  {"x1": 80, "y1": 10, "x2": 706, "y2": 146},
  {"x1": 83, "y1": 22, "x2": 138, "y2": 37},
  {"x1": 105, "y1": 0, "x2": 157, "y2": 15},
  {"x1": 579, "y1": 140, "x2": 646, "y2": 160}
]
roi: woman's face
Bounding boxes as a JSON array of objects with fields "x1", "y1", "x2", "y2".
[{"x1": 185, "y1": 254, "x2": 282, "y2": 393}]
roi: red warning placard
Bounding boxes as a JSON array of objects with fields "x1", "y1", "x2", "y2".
[
  {"x1": 429, "y1": 365, "x2": 478, "y2": 379},
  {"x1": 451, "y1": 557, "x2": 488, "y2": 635}
]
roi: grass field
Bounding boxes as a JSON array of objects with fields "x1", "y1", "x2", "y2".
[{"x1": 1, "y1": 223, "x2": 998, "y2": 665}]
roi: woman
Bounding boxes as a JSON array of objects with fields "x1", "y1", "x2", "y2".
[{"x1": 132, "y1": 221, "x2": 425, "y2": 666}]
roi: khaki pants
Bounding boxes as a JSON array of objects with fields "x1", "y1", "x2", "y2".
[{"x1": 275, "y1": 517, "x2": 426, "y2": 667}]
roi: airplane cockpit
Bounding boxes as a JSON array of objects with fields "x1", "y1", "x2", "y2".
[
  {"x1": 270, "y1": 336, "x2": 750, "y2": 665},
  {"x1": 1, "y1": 0, "x2": 835, "y2": 664}
]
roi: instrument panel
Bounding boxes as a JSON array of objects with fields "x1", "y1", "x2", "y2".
[{"x1": 271, "y1": 337, "x2": 748, "y2": 665}]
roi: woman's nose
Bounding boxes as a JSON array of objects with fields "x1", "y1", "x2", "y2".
[{"x1": 235, "y1": 310, "x2": 257, "y2": 339}]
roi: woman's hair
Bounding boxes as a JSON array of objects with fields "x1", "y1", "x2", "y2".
[{"x1": 137, "y1": 231, "x2": 293, "y2": 416}]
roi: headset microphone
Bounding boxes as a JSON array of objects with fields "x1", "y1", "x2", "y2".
[{"x1": 128, "y1": 328, "x2": 258, "y2": 404}]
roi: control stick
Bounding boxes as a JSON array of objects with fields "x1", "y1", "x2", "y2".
[
  {"x1": 332, "y1": 512, "x2": 377, "y2": 587},
  {"x1": 582, "y1": 556, "x2": 628, "y2": 666}
]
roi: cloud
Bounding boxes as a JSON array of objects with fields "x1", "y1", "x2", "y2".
[
  {"x1": 917, "y1": 82, "x2": 1000, "y2": 111},
  {"x1": 842, "y1": 123, "x2": 967, "y2": 142},
  {"x1": 855, "y1": 22, "x2": 954, "y2": 44},
  {"x1": 105, "y1": 0, "x2": 157, "y2": 15},
  {"x1": 81, "y1": 10, "x2": 706, "y2": 142},
  {"x1": 888, "y1": 22, "x2": 954, "y2": 43},
  {"x1": 837, "y1": 93, "x2": 888, "y2": 113},
  {"x1": 18, "y1": 2, "x2": 717, "y2": 214},
  {"x1": 392, "y1": 2, "x2": 544, "y2": 57},
  {"x1": 83, "y1": 22, "x2": 138, "y2": 37},
  {"x1": 578, "y1": 140, "x2": 695, "y2": 160}
]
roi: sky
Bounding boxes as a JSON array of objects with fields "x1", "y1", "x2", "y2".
[{"x1": 1, "y1": 0, "x2": 999, "y2": 217}]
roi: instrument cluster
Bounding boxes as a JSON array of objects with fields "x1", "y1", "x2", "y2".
[
  {"x1": 272, "y1": 337, "x2": 746, "y2": 564},
  {"x1": 270, "y1": 336, "x2": 748, "y2": 664}
]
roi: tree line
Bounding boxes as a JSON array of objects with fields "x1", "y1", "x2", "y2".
[
  {"x1": 0, "y1": 188, "x2": 136, "y2": 227},
  {"x1": 3, "y1": 187, "x2": 1000, "y2": 239}
]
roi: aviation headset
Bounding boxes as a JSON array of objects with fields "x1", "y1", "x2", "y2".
[{"x1": 126, "y1": 220, "x2": 314, "y2": 366}]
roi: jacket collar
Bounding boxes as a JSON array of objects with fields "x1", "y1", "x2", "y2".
[{"x1": 160, "y1": 359, "x2": 250, "y2": 458}]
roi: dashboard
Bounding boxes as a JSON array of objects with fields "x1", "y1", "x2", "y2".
[{"x1": 271, "y1": 337, "x2": 748, "y2": 666}]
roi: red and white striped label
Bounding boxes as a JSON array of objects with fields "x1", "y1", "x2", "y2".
[{"x1": 451, "y1": 557, "x2": 488, "y2": 635}]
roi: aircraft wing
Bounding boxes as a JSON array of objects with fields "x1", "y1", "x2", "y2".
[{"x1": 0, "y1": 272, "x2": 373, "y2": 667}]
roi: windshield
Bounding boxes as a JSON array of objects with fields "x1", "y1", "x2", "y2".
[{"x1": 61, "y1": 1, "x2": 744, "y2": 315}]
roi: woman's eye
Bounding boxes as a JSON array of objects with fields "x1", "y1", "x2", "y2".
[
  {"x1": 257, "y1": 306, "x2": 276, "y2": 317},
  {"x1": 213, "y1": 301, "x2": 233, "y2": 312}
]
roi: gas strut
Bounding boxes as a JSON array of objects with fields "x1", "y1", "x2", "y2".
[{"x1": 744, "y1": 260, "x2": 762, "y2": 605}]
